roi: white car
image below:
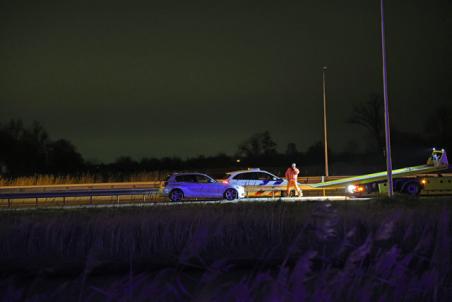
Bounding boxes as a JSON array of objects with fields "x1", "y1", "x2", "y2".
[
  {"x1": 225, "y1": 168, "x2": 301, "y2": 197},
  {"x1": 162, "y1": 173, "x2": 246, "y2": 202}
]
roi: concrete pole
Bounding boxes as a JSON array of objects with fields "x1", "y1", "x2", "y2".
[
  {"x1": 322, "y1": 66, "x2": 329, "y2": 178},
  {"x1": 380, "y1": 0, "x2": 394, "y2": 197}
]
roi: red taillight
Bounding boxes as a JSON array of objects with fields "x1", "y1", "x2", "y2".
[{"x1": 222, "y1": 180, "x2": 229, "y2": 184}]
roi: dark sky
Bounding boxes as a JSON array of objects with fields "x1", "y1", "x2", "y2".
[{"x1": 1, "y1": 0, "x2": 451, "y2": 162}]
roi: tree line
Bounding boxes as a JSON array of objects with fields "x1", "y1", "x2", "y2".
[
  {"x1": 0, "y1": 120, "x2": 84, "y2": 176},
  {"x1": 1, "y1": 97, "x2": 450, "y2": 177}
]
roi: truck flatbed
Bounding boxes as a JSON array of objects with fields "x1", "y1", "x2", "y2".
[{"x1": 308, "y1": 149, "x2": 449, "y2": 189}]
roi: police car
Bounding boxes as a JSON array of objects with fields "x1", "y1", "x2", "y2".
[
  {"x1": 162, "y1": 172, "x2": 246, "y2": 202},
  {"x1": 224, "y1": 168, "x2": 301, "y2": 197}
]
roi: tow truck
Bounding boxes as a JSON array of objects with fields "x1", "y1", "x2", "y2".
[{"x1": 309, "y1": 149, "x2": 449, "y2": 196}]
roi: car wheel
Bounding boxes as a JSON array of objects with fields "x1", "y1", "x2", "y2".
[
  {"x1": 403, "y1": 182, "x2": 420, "y2": 196},
  {"x1": 224, "y1": 188, "x2": 238, "y2": 201},
  {"x1": 169, "y1": 189, "x2": 184, "y2": 202}
]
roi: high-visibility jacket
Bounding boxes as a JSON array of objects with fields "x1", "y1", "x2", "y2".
[{"x1": 285, "y1": 167, "x2": 300, "y2": 181}]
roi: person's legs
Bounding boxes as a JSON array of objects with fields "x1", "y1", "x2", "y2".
[
  {"x1": 286, "y1": 181, "x2": 293, "y2": 196},
  {"x1": 294, "y1": 182, "x2": 303, "y2": 197}
]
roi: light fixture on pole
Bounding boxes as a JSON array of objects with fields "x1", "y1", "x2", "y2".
[
  {"x1": 322, "y1": 66, "x2": 329, "y2": 178},
  {"x1": 380, "y1": 0, "x2": 394, "y2": 197}
]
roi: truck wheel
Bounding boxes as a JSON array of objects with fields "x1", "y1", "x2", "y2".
[{"x1": 403, "y1": 182, "x2": 421, "y2": 196}]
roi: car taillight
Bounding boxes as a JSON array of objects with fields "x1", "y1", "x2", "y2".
[
  {"x1": 355, "y1": 186, "x2": 365, "y2": 192},
  {"x1": 222, "y1": 180, "x2": 229, "y2": 184}
]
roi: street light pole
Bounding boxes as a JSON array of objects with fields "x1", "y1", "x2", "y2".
[
  {"x1": 380, "y1": 0, "x2": 394, "y2": 197},
  {"x1": 322, "y1": 66, "x2": 329, "y2": 178}
]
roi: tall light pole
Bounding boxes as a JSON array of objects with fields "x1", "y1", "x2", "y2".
[
  {"x1": 322, "y1": 66, "x2": 329, "y2": 178},
  {"x1": 380, "y1": 0, "x2": 394, "y2": 197}
]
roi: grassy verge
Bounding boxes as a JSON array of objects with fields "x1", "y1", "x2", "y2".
[
  {"x1": 0, "y1": 172, "x2": 166, "y2": 186},
  {"x1": 0, "y1": 198, "x2": 451, "y2": 301}
]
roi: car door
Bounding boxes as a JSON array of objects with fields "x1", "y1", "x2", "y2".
[
  {"x1": 230, "y1": 172, "x2": 260, "y2": 196},
  {"x1": 193, "y1": 174, "x2": 218, "y2": 198},
  {"x1": 254, "y1": 172, "x2": 278, "y2": 196},
  {"x1": 231, "y1": 172, "x2": 257, "y2": 187},
  {"x1": 175, "y1": 174, "x2": 197, "y2": 198},
  {"x1": 259, "y1": 172, "x2": 286, "y2": 192}
]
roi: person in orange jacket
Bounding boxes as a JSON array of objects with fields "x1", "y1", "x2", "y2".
[{"x1": 285, "y1": 163, "x2": 303, "y2": 197}]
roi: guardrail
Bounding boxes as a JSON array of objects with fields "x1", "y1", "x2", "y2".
[
  {"x1": 0, "y1": 176, "x2": 348, "y2": 192},
  {"x1": 0, "y1": 181, "x2": 162, "y2": 192},
  {"x1": 0, "y1": 187, "x2": 161, "y2": 208}
]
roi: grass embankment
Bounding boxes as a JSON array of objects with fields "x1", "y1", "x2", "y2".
[{"x1": 0, "y1": 198, "x2": 451, "y2": 301}]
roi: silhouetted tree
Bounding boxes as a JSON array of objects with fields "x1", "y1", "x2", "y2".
[
  {"x1": 424, "y1": 104, "x2": 452, "y2": 151},
  {"x1": 237, "y1": 131, "x2": 277, "y2": 158},
  {"x1": 0, "y1": 119, "x2": 85, "y2": 176},
  {"x1": 304, "y1": 141, "x2": 324, "y2": 164},
  {"x1": 23, "y1": 121, "x2": 50, "y2": 172},
  {"x1": 47, "y1": 139, "x2": 84, "y2": 174},
  {"x1": 261, "y1": 131, "x2": 277, "y2": 156},
  {"x1": 0, "y1": 119, "x2": 50, "y2": 175},
  {"x1": 113, "y1": 156, "x2": 139, "y2": 172},
  {"x1": 347, "y1": 94, "x2": 384, "y2": 153},
  {"x1": 285, "y1": 142, "x2": 298, "y2": 157},
  {"x1": 284, "y1": 142, "x2": 303, "y2": 165}
]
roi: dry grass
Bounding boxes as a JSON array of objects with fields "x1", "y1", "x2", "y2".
[
  {"x1": 0, "y1": 198, "x2": 451, "y2": 301},
  {"x1": 0, "y1": 171, "x2": 167, "y2": 186}
]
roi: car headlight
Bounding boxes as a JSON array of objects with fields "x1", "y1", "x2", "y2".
[{"x1": 347, "y1": 184, "x2": 364, "y2": 194}]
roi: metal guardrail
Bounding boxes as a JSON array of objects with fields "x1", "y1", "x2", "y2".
[
  {"x1": 0, "y1": 188, "x2": 159, "y2": 199},
  {"x1": 0, "y1": 187, "x2": 161, "y2": 208},
  {"x1": 0, "y1": 181, "x2": 162, "y2": 192}
]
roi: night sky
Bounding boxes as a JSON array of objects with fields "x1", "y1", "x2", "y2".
[{"x1": 1, "y1": 0, "x2": 451, "y2": 162}]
